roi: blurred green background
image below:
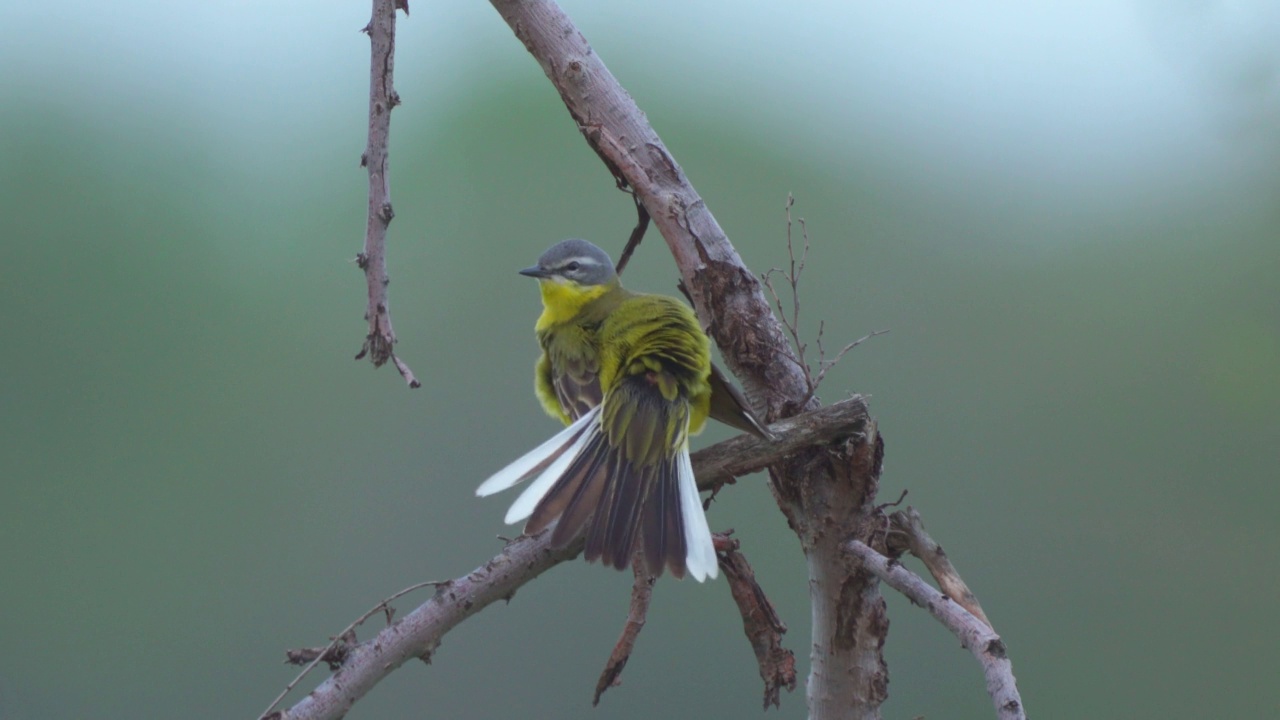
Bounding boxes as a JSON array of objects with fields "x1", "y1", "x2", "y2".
[{"x1": 2, "y1": 1, "x2": 1276, "y2": 718}]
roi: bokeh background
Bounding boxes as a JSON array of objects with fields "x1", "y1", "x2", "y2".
[{"x1": 2, "y1": 1, "x2": 1277, "y2": 718}]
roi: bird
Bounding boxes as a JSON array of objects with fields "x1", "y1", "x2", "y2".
[{"x1": 476, "y1": 239, "x2": 769, "y2": 581}]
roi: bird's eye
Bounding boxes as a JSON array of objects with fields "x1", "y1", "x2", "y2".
[{"x1": 565, "y1": 261, "x2": 581, "y2": 272}]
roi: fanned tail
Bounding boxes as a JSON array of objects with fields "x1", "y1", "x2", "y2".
[
  {"x1": 526, "y1": 411, "x2": 717, "y2": 581},
  {"x1": 476, "y1": 404, "x2": 717, "y2": 582}
]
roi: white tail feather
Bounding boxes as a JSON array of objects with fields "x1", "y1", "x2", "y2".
[
  {"x1": 503, "y1": 413, "x2": 599, "y2": 524},
  {"x1": 677, "y1": 443, "x2": 718, "y2": 582},
  {"x1": 476, "y1": 407, "x2": 601, "y2": 498}
]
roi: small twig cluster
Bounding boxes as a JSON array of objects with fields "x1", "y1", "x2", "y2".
[
  {"x1": 260, "y1": 579, "x2": 446, "y2": 719},
  {"x1": 761, "y1": 195, "x2": 887, "y2": 406}
]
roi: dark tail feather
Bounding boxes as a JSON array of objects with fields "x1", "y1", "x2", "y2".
[
  {"x1": 642, "y1": 455, "x2": 687, "y2": 578},
  {"x1": 527, "y1": 432, "x2": 607, "y2": 536},
  {"x1": 533, "y1": 423, "x2": 683, "y2": 576},
  {"x1": 598, "y1": 457, "x2": 649, "y2": 570},
  {"x1": 641, "y1": 458, "x2": 669, "y2": 576},
  {"x1": 581, "y1": 449, "x2": 623, "y2": 564}
]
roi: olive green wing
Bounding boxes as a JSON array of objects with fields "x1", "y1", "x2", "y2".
[
  {"x1": 536, "y1": 330, "x2": 604, "y2": 424},
  {"x1": 552, "y1": 352, "x2": 602, "y2": 422}
]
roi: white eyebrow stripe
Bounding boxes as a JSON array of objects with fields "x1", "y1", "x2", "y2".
[{"x1": 559, "y1": 256, "x2": 601, "y2": 268}]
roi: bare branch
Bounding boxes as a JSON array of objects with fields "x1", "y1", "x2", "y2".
[
  {"x1": 593, "y1": 557, "x2": 655, "y2": 705},
  {"x1": 354, "y1": 0, "x2": 418, "y2": 389},
  {"x1": 886, "y1": 506, "x2": 992, "y2": 628},
  {"x1": 715, "y1": 532, "x2": 797, "y2": 709},
  {"x1": 846, "y1": 540, "x2": 1026, "y2": 720},
  {"x1": 693, "y1": 396, "x2": 870, "y2": 491}
]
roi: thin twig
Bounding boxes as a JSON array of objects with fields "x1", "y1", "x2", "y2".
[
  {"x1": 760, "y1": 195, "x2": 809, "y2": 377},
  {"x1": 259, "y1": 579, "x2": 446, "y2": 719},
  {"x1": 613, "y1": 192, "x2": 650, "y2": 276},
  {"x1": 787, "y1": 200, "x2": 807, "y2": 352},
  {"x1": 762, "y1": 195, "x2": 886, "y2": 407},
  {"x1": 846, "y1": 541, "x2": 1026, "y2": 720},
  {"x1": 886, "y1": 507, "x2": 991, "y2": 628},
  {"x1": 593, "y1": 557, "x2": 655, "y2": 705},
  {"x1": 799, "y1": 328, "x2": 890, "y2": 407},
  {"x1": 354, "y1": 0, "x2": 418, "y2": 389}
]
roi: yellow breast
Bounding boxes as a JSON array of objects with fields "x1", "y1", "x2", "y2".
[{"x1": 535, "y1": 279, "x2": 614, "y2": 331}]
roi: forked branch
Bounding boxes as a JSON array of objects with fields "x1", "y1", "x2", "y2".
[
  {"x1": 846, "y1": 540, "x2": 1026, "y2": 720},
  {"x1": 886, "y1": 506, "x2": 992, "y2": 628}
]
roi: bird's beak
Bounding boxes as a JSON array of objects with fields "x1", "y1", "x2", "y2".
[{"x1": 519, "y1": 265, "x2": 549, "y2": 279}]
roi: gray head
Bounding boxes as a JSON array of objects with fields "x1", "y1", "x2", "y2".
[{"x1": 518, "y1": 238, "x2": 618, "y2": 286}]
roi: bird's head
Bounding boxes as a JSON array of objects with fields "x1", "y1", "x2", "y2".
[
  {"x1": 520, "y1": 239, "x2": 621, "y2": 327},
  {"x1": 519, "y1": 238, "x2": 616, "y2": 287}
]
